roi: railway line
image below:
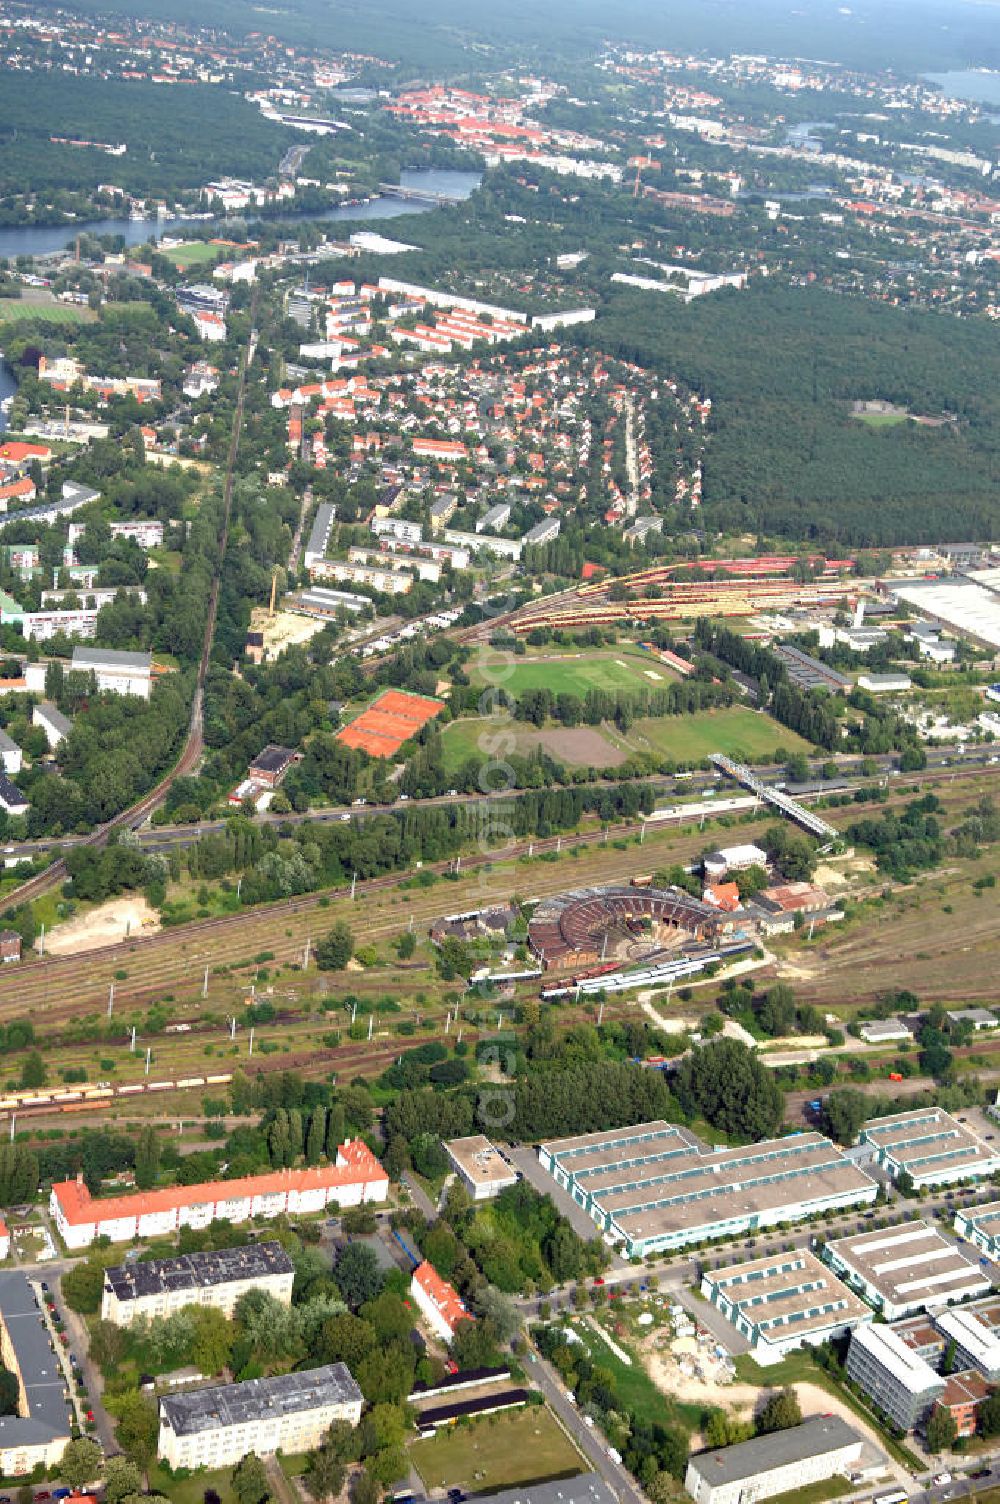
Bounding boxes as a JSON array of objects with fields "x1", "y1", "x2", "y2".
[
  {"x1": 0, "y1": 759, "x2": 992, "y2": 1026},
  {"x1": 1, "y1": 298, "x2": 258, "y2": 911}
]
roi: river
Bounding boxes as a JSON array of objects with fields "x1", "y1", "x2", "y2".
[{"x1": 0, "y1": 167, "x2": 481, "y2": 429}]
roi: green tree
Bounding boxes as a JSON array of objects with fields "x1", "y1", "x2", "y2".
[
  {"x1": 19, "y1": 1051, "x2": 45, "y2": 1089},
  {"x1": 316, "y1": 922, "x2": 354, "y2": 971},
  {"x1": 756, "y1": 1388, "x2": 802, "y2": 1435},
  {"x1": 978, "y1": 1391, "x2": 1000, "y2": 1436},
  {"x1": 114, "y1": 1391, "x2": 159, "y2": 1469},
  {"x1": 305, "y1": 1107, "x2": 326, "y2": 1166},
  {"x1": 232, "y1": 1453, "x2": 271, "y2": 1504},
  {"x1": 62, "y1": 1259, "x2": 106, "y2": 1316},
  {"x1": 134, "y1": 1125, "x2": 160, "y2": 1190},
  {"x1": 821, "y1": 1088, "x2": 870, "y2": 1146},
  {"x1": 674, "y1": 1038, "x2": 784, "y2": 1139},
  {"x1": 334, "y1": 1242, "x2": 383, "y2": 1310},
  {"x1": 190, "y1": 1305, "x2": 234, "y2": 1375},
  {"x1": 0, "y1": 1366, "x2": 18, "y2": 1415},
  {"x1": 89, "y1": 1319, "x2": 126, "y2": 1371},
  {"x1": 926, "y1": 1406, "x2": 958, "y2": 1454},
  {"x1": 104, "y1": 1456, "x2": 144, "y2": 1504},
  {"x1": 304, "y1": 1448, "x2": 345, "y2": 1501},
  {"x1": 59, "y1": 1437, "x2": 103, "y2": 1490}
]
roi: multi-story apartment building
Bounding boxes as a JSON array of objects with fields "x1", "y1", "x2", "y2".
[
  {"x1": 157, "y1": 1363, "x2": 363, "y2": 1470},
  {"x1": 50, "y1": 1140, "x2": 388, "y2": 1249},
  {"x1": 101, "y1": 1241, "x2": 295, "y2": 1326}
]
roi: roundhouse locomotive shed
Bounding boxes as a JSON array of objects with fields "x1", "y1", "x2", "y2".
[{"x1": 528, "y1": 884, "x2": 720, "y2": 970}]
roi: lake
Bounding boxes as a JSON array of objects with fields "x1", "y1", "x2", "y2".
[{"x1": 925, "y1": 70, "x2": 1000, "y2": 106}]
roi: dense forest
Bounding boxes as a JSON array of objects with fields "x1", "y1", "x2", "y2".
[
  {"x1": 0, "y1": 73, "x2": 291, "y2": 205},
  {"x1": 592, "y1": 283, "x2": 1000, "y2": 546}
]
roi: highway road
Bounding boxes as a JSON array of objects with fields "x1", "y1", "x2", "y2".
[{"x1": 3, "y1": 741, "x2": 995, "y2": 866}]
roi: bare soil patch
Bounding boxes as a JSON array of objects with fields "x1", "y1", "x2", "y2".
[
  {"x1": 517, "y1": 726, "x2": 625, "y2": 767},
  {"x1": 42, "y1": 896, "x2": 161, "y2": 955}
]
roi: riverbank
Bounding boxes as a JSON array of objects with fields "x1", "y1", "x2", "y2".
[{"x1": 0, "y1": 167, "x2": 482, "y2": 263}]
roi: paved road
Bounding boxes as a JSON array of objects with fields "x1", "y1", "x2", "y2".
[
  {"x1": 528, "y1": 1345, "x2": 647, "y2": 1504},
  {"x1": 401, "y1": 1171, "x2": 438, "y2": 1220}
]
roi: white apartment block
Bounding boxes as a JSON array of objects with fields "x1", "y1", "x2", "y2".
[
  {"x1": 101, "y1": 1241, "x2": 294, "y2": 1326},
  {"x1": 158, "y1": 1363, "x2": 362, "y2": 1470}
]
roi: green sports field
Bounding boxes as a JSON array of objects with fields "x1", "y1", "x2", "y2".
[
  {"x1": 468, "y1": 647, "x2": 673, "y2": 698},
  {"x1": 0, "y1": 301, "x2": 91, "y2": 328},
  {"x1": 613, "y1": 705, "x2": 814, "y2": 762},
  {"x1": 160, "y1": 240, "x2": 223, "y2": 268}
]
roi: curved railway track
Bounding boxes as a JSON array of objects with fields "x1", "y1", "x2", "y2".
[{"x1": 3, "y1": 299, "x2": 258, "y2": 910}]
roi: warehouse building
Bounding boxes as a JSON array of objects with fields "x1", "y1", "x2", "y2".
[
  {"x1": 0, "y1": 1272, "x2": 73, "y2": 1477},
  {"x1": 51, "y1": 1140, "x2": 388, "y2": 1248},
  {"x1": 954, "y1": 1198, "x2": 1000, "y2": 1259},
  {"x1": 444, "y1": 1136, "x2": 519, "y2": 1201},
  {"x1": 700, "y1": 1250, "x2": 872, "y2": 1365},
  {"x1": 102, "y1": 1241, "x2": 295, "y2": 1326},
  {"x1": 71, "y1": 645, "x2": 152, "y2": 700},
  {"x1": 934, "y1": 1307, "x2": 1000, "y2": 1382},
  {"x1": 859, "y1": 1108, "x2": 1000, "y2": 1189},
  {"x1": 684, "y1": 1416, "x2": 864, "y2": 1504},
  {"x1": 857, "y1": 1018, "x2": 912, "y2": 1045},
  {"x1": 845, "y1": 1323, "x2": 944, "y2": 1432},
  {"x1": 157, "y1": 1362, "x2": 363, "y2": 1470},
  {"x1": 824, "y1": 1221, "x2": 990, "y2": 1321},
  {"x1": 538, "y1": 1124, "x2": 877, "y2": 1257}
]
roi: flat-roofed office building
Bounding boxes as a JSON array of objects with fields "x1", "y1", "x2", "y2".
[
  {"x1": 954, "y1": 1198, "x2": 1000, "y2": 1259},
  {"x1": 934, "y1": 1307, "x2": 1000, "y2": 1382},
  {"x1": 102, "y1": 1241, "x2": 295, "y2": 1326},
  {"x1": 701, "y1": 1250, "x2": 872, "y2": 1365},
  {"x1": 685, "y1": 1417, "x2": 864, "y2": 1504},
  {"x1": 825, "y1": 1221, "x2": 990, "y2": 1322},
  {"x1": 444, "y1": 1136, "x2": 519, "y2": 1201},
  {"x1": 538, "y1": 1123, "x2": 877, "y2": 1257},
  {"x1": 859, "y1": 1108, "x2": 1000, "y2": 1189},
  {"x1": 845, "y1": 1323, "x2": 944, "y2": 1432},
  {"x1": 158, "y1": 1363, "x2": 363, "y2": 1470}
]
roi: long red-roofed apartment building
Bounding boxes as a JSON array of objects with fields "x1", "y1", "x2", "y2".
[
  {"x1": 50, "y1": 1139, "x2": 388, "y2": 1250},
  {"x1": 410, "y1": 1259, "x2": 470, "y2": 1343}
]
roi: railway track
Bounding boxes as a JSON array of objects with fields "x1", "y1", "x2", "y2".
[
  {"x1": 2, "y1": 299, "x2": 258, "y2": 910},
  {"x1": 0, "y1": 759, "x2": 993, "y2": 1023}
]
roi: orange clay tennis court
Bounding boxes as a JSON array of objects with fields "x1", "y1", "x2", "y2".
[{"x1": 336, "y1": 689, "x2": 444, "y2": 758}]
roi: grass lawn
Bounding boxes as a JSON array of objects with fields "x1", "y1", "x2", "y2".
[
  {"x1": 616, "y1": 706, "x2": 814, "y2": 762},
  {"x1": 148, "y1": 1463, "x2": 238, "y2": 1504},
  {"x1": 469, "y1": 647, "x2": 667, "y2": 699},
  {"x1": 854, "y1": 411, "x2": 908, "y2": 427},
  {"x1": 160, "y1": 240, "x2": 223, "y2": 268},
  {"x1": 440, "y1": 717, "x2": 493, "y2": 771},
  {"x1": 411, "y1": 1406, "x2": 584, "y2": 1491},
  {"x1": 764, "y1": 1479, "x2": 853, "y2": 1504},
  {"x1": 0, "y1": 301, "x2": 91, "y2": 328}
]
